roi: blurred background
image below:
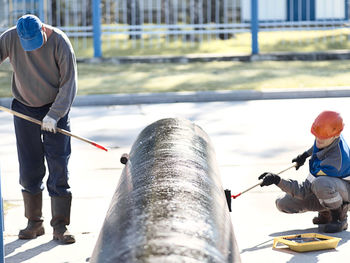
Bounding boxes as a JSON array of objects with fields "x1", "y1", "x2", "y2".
[{"x1": 0, "y1": 0, "x2": 349, "y2": 58}]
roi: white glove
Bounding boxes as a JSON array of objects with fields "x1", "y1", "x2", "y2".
[{"x1": 41, "y1": 115, "x2": 57, "y2": 133}]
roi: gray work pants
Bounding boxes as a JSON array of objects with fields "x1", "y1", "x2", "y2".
[{"x1": 276, "y1": 176, "x2": 350, "y2": 213}]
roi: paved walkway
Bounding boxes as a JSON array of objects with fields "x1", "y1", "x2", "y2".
[{"x1": 1, "y1": 94, "x2": 350, "y2": 262}]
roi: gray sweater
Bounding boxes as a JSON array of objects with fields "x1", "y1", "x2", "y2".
[{"x1": 0, "y1": 25, "x2": 77, "y2": 121}]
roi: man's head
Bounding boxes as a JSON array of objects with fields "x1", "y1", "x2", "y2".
[
  {"x1": 311, "y1": 111, "x2": 344, "y2": 149},
  {"x1": 16, "y1": 14, "x2": 44, "y2": 51}
]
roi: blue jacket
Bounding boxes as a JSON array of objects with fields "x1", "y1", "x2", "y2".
[{"x1": 309, "y1": 135, "x2": 350, "y2": 181}]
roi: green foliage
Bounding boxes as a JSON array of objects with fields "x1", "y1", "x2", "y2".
[
  {"x1": 3, "y1": 201, "x2": 16, "y2": 214},
  {"x1": 75, "y1": 60, "x2": 350, "y2": 95},
  {"x1": 72, "y1": 29, "x2": 350, "y2": 58},
  {"x1": 1, "y1": 60, "x2": 349, "y2": 97},
  {"x1": 1, "y1": 30, "x2": 349, "y2": 97}
]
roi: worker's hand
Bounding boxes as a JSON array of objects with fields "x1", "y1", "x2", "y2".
[
  {"x1": 258, "y1": 172, "x2": 281, "y2": 187},
  {"x1": 292, "y1": 151, "x2": 309, "y2": 170},
  {"x1": 42, "y1": 115, "x2": 57, "y2": 133}
]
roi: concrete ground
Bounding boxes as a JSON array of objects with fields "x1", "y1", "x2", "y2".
[{"x1": 1, "y1": 95, "x2": 350, "y2": 262}]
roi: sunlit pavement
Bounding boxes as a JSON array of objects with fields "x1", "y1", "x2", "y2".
[{"x1": 1, "y1": 96, "x2": 350, "y2": 262}]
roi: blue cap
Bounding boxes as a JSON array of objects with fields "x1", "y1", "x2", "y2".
[{"x1": 16, "y1": 14, "x2": 43, "y2": 51}]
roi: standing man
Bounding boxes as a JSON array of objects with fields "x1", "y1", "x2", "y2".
[
  {"x1": 259, "y1": 111, "x2": 350, "y2": 233},
  {"x1": 0, "y1": 14, "x2": 77, "y2": 244}
]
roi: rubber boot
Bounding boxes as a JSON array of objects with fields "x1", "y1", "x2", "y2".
[
  {"x1": 312, "y1": 210, "x2": 332, "y2": 225},
  {"x1": 18, "y1": 191, "x2": 45, "y2": 239},
  {"x1": 50, "y1": 195, "x2": 75, "y2": 244},
  {"x1": 324, "y1": 203, "x2": 349, "y2": 233}
]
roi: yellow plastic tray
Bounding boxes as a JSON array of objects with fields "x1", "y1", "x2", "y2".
[{"x1": 273, "y1": 233, "x2": 341, "y2": 252}]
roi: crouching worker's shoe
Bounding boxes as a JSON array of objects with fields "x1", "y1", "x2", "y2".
[
  {"x1": 18, "y1": 191, "x2": 45, "y2": 239},
  {"x1": 324, "y1": 203, "x2": 349, "y2": 233},
  {"x1": 51, "y1": 195, "x2": 76, "y2": 244},
  {"x1": 312, "y1": 210, "x2": 332, "y2": 225}
]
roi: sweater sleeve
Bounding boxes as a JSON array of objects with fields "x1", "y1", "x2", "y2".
[
  {"x1": 0, "y1": 29, "x2": 11, "y2": 64},
  {"x1": 47, "y1": 34, "x2": 77, "y2": 121}
]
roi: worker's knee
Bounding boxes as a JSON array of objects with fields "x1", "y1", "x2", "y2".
[
  {"x1": 275, "y1": 197, "x2": 288, "y2": 212},
  {"x1": 276, "y1": 197, "x2": 299, "y2": 213},
  {"x1": 311, "y1": 177, "x2": 342, "y2": 209},
  {"x1": 311, "y1": 177, "x2": 333, "y2": 194}
]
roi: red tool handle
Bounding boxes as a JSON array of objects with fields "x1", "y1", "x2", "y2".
[{"x1": 0, "y1": 105, "x2": 109, "y2": 151}]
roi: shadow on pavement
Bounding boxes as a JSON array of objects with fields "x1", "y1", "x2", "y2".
[
  {"x1": 269, "y1": 227, "x2": 320, "y2": 237},
  {"x1": 240, "y1": 238, "x2": 274, "y2": 254},
  {"x1": 5, "y1": 239, "x2": 59, "y2": 263},
  {"x1": 5, "y1": 239, "x2": 29, "y2": 256}
]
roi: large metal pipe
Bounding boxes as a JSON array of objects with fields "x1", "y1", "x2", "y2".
[{"x1": 90, "y1": 118, "x2": 241, "y2": 263}]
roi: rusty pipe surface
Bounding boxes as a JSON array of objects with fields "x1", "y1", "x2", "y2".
[{"x1": 90, "y1": 118, "x2": 241, "y2": 263}]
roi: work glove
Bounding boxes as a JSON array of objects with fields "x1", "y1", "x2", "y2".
[
  {"x1": 292, "y1": 151, "x2": 309, "y2": 170},
  {"x1": 258, "y1": 172, "x2": 281, "y2": 187},
  {"x1": 42, "y1": 115, "x2": 57, "y2": 133}
]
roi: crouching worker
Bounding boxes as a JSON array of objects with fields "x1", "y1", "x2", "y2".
[{"x1": 259, "y1": 111, "x2": 350, "y2": 233}]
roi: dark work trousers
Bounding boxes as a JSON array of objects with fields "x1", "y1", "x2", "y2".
[{"x1": 11, "y1": 99, "x2": 71, "y2": 197}]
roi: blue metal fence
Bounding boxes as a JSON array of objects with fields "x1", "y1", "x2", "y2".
[
  {"x1": 93, "y1": 0, "x2": 102, "y2": 58},
  {"x1": 251, "y1": 0, "x2": 259, "y2": 54},
  {"x1": 0, "y1": 0, "x2": 349, "y2": 57}
]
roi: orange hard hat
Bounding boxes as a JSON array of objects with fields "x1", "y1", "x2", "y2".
[{"x1": 311, "y1": 111, "x2": 344, "y2": 139}]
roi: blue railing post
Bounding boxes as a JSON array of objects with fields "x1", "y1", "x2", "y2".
[
  {"x1": 0, "y1": 166, "x2": 4, "y2": 263},
  {"x1": 93, "y1": 0, "x2": 102, "y2": 58},
  {"x1": 251, "y1": 0, "x2": 259, "y2": 55},
  {"x1": 38, "y1": 0, "x2": 45, "y2": 22}
]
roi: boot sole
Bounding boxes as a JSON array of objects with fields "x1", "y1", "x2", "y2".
[
  {"x1": 53, "y1": 235, "x2": 76, "y2": 244},
  {"x1": 324, "y1": 222, "x2": 348, "y2": 233},
  {"x1": 313, "y1": 221, "x2": 331, "y2": 225},
  {"x1": 18, "y1": 227, "x2": 45, "y2": 239}
]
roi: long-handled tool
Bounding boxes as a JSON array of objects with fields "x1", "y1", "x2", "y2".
[
  {"x1": 0, "y1": 105, "x2": 108, "y2": 152},
  {"x1": 231, "y1": 163, "x2": 297, "y2": 199}
]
